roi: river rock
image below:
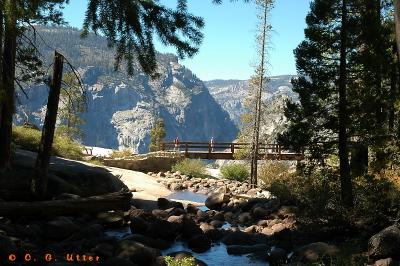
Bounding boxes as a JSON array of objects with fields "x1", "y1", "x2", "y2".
[
  {"x1": 130, "y1": 216, "x2": 148, "y2": 235},
  {"x1": 123, "y1": 234, "x2": 171, "y2": 250},
  {"x1": 117, "y1": 240, "x2": 160, "y2": 266},
  {"x1": 165, "y1": 207, "x2": 186, "y2": 216},
  {"x1": 147, "y1": 218, "x2": 177, "y2": 240},
  {"x1": 268, "y1": 246, "x2": 287, "y2": 264},
  {"x1": 252, "y1": 206, "x2": 270, "y2": 219},
  {"x1": 238, "y1": 212, "x2": 252, "y2": 224},
  {"x1": 222, "y1": 231, "x2": 267, "y2": 246},
  {"x1": 157, "y1": 172, "x2": 166, "y2": 178},
  {"x1": 91, "y1": 243, "x2": 115, "y2": 258},
  {"x1": 97, "y1": 211, "x2": 125, "y2": 228},
  {"x1": 182, "y1": 217, "x2": 203, "y2": 239},
  {"x1": 210, "y1": 220, "x2": 224, "y2": 228},
  {"x1": 157, "y1": 198, "x2": 184, "y2": 210},
  {"x1": 46, "y1": 217, "x2": 80, "y2": 240},
  {"x1": 186, "y1": 204, "x2": 199, "y2": 214},
  {"x1": 369, "y1": 224, "x2": 400, "y2": 260},
  {"x1": 188, "y1": 234, "x2": 212, "y2": 253},
  {"x1": 68, "y1": 223, "x2": 105, "y2": 241},
  {"x1": 170, "y1": 182, "x2": 184, "y2": 191},
  {"x1": 151, "y1": 209, "x2": 169, "y2": 219},
  {"x1": 205, "y1": 192, "x2": 230, "y2": 211}
]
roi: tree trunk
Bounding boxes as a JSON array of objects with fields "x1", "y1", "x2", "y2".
[
  {"x1": 0, "y1": 0, "x2": 16, "y2": 172},
  {"x1": 0, "y1": 190, "x2": 132, "y2": 218},
  {"x1": 394, "y1": 0, "x2": 400, "y2": 59},
  {"x1": 250, "y1": 0, "x2": 269, "y2": 187},
  {"x1": 350, "y1": 143, "x2": 368, "y2": 177},
  {"x1": 338, "y1": 0, "x2": 353, "y2": 208},
  {"x1": 33, "y1": 51, "x2": 64, "y2": 198}
]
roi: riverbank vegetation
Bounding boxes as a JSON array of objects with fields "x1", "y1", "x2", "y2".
[{"x1": 12, "y1": 126, "x2": 83, "y2": 160}]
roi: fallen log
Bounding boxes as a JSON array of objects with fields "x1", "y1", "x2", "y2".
[{"x1": 0, "y1": 189, "x2": 132, "y2": 217}]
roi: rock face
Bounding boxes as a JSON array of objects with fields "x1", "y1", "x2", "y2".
[
  {"x1": 206, "y1": 76, "x2": 298, "y2": 142},
  {"x1": 15, "y1": 26, "x2": 237, "y2": 153},
  {"x1": 369, "y1": 224, "x2": 400, "y2": 260}
]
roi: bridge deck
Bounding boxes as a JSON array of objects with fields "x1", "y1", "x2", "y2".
[{"x1": 161, "y1": 141, "x2": 304, "y2": 161}]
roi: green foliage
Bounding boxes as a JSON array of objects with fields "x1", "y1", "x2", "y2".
[
  {"x1": 56, "y1": 72, "x2": 86, "y2": 140},
  {"x1": 149, "y1": 118, "x2": 166, "y2": 152},
  {"x1": 172, "y1": 159, "x2": 206, "y2": 178},
  {"x1": 82, "y1": 0, "x2": 205, "y2": 76},
  {"x1": 110, "y1": 148, "x2": 133, "y2": 159},
  {"x1": 12, "y1": 126, "x2": 83, "y2": 160},
  {"x1": 220, "y1": 163, "x2": 249, "y2": 182},
  {"x1": 164, "y1": 256, "x2": 195, "y2": 266}
]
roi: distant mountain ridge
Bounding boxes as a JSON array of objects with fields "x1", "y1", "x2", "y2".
[
  {"x1": 205, "y1": 76, "x2": 298, "y2": 134},
  {"x1": 15, "y1": 26, "x2": 237, "y2": 153}
]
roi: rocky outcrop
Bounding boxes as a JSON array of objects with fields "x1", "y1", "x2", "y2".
[{"x1": 15, "y1": 26, "x2": 237, "y2": 153}]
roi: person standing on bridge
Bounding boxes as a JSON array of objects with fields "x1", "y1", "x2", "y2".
[
  {"x1": 174, "y1": 137, "x2": 180, "y2": 151},
  {"x1": 210, "y1": 137, "x2": 214, "y2": 152}
]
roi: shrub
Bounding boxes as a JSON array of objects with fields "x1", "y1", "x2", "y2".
[
  {"x1": 220, "y1": 163, "x2": 249, "y2": 182},
  {"x1": 164, "y1": 256, "x2": 195, "y2": 266},
  {"x1": 172, "y1": 159, "x2": 206, "y2": 177},
  {"x1": 12, "y1": 126, "x2": 83, "y2": 160},
  {"x1": 110, "y1": 148, "x2": 133, "y2": 159}
]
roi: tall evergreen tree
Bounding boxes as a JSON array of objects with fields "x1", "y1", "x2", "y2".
[
  {"x1": 279, "y1": 0, "x2": 400, "y2": 206},
  {"x1": 149, "y1": 118, "x2": 166, "y2": 152}
]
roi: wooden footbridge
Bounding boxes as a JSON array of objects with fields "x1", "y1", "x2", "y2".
[{"x1": 161, "y1": 141, "x2": 304, "y2": 161}]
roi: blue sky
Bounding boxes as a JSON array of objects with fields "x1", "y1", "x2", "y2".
[{"x1": 62, "y1": 0, "x2": 311, "y2": 81}]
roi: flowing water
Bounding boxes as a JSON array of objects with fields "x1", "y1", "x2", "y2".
[{"x1": 107, "y1": 191, "x2": 269, "y2": 265}]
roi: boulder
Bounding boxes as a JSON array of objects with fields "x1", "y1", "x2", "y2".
[
  {"x1": 369, "y1": 224, "x2": 400, "y2": 260},
  {"x1": 151, "y1": 209, "x2": 169, "y2": 219},
  {"x1": 97, "y1": 211, "x2": 125, "y2": 228},
  {"x1": 146, "y1": 219, "x2": 177, "y2": 241},
  {"x1": 157, "y1": 198, "x2": 184, "y2": 210},
  {"x1": 205, "y1": 193, "x2": 229, "y2": 210},
  {"x1": 91, "y1": 243, "x2": 115, "y2": 259},
  {"x1": 123, "y1": 234, "x2": 171, "y2": 250},
  {"x1": 238, "y1": 212, "x2": 252, "y2": 224},
  {"x1": 117, "y1": 240, "x2": 160, "y2": 266},
  {"x1": 130, "y1": 216, "x2": 149, "y2": 235},
  {"x1": 186, "y1": 204, "x2": 199, "y2": 214},
  {"x1": 252, "y1": 206, "x2": 270, "y2": 219},
  {"x1": 46, "y1": 217, "x2": 80, "y2": 240},
  {"x1": 67, "y1": 223, "x2": 105, "y2": 241},
  {"x1": 188, "y1": 234, "x2": 212, "y2": 253},
  {"x1": 268, "y1": 246, "x2": 287, "y2": 264},
  {"x1": 182, "y1": 217, "x2": 203, "y2": 239},
  {"x1": 222, "y1": 231, "x2": 267, "y2": 246},
  {"x1": 170, "y1": 183, "x2": 184, "y2": 191}
]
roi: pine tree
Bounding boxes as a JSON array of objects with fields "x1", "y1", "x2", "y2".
[
  {"x1": 279, "y1": 0, "x2": 400, "y2": 206},
  {"x1": 0, "y1": 0, "x2": 67, "y2": 172},
  {"x1": 56, "y1": 72, "x2": 86, "y2": 140},
  {"x1": 149, "y1": 118, "x2": 166, "y2": 152}
]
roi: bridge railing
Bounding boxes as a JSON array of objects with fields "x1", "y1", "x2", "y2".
[{"x1": 161, "y1": 141, "x2": 294, "y2": 155}]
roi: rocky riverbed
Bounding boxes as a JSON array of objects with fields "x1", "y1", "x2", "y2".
[{"x1": 1, "y1": 166, "x2": 399, "y2": 265}]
